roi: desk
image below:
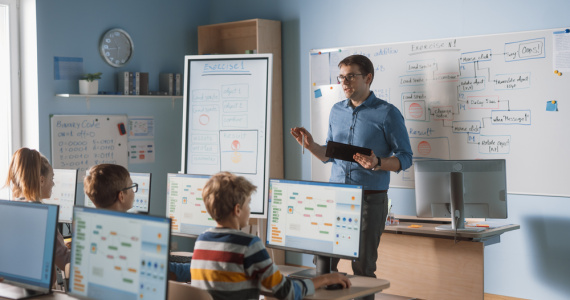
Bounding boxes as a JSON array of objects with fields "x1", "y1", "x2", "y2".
[
  {"x1": 337, "y1": 222, "x2": 519, "y2": 300},
  {"x1": 0, "y1": 290, "x2": 78, "y2": 300},
  {"x1": 265, "y1": 265, "x2": 390, "y2": 300}
]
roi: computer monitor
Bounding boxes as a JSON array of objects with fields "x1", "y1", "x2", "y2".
[
  {"x1": 0, "y1": 200, "x2": 59, "y2": 299},
  {"x1": 128, "y1": 172, "x2": 152, "y2": 214},
  {"x1": 43, "y1": 168, "x2": 78, "y2": 223},
  {"x1": 265, "y1": 179, "x2": 363, "y2": 277},
  {"x1": 84, "y1": 171, "x2": 152, "y2": 214},
  {"x1": 165, "y1": 173, "x2": 217, "y2": 238},
  {"x1": 414, "y1": 159, "x2": 507, "y2": 230},
  {"x1": 68, "y1": 206, "x2": 171, "y2": 300}
]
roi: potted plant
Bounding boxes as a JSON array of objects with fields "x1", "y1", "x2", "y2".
[{"x1": 79, "y1": 72, "x2": 102, "y2": 95}]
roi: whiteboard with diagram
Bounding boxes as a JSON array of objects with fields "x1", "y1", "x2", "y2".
[{"x1": 310, "y1": 27, "x2": 570, "y2": 197}]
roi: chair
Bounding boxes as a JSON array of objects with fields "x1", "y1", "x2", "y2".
[{"x1": 168, "y1": 280, "x2": 213, "y2": 300}]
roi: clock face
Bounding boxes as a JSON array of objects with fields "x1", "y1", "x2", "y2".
[{"x1": 99, "y1": 28, "x2": 134, "y2": 67}]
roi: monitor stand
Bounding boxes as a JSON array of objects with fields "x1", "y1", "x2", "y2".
[
  {"x1": 449, "y1": 171, "x2": 465, "y2": 230},
  {"x1": 288, "y1": 255, "x2": 345, "y2": 279}
]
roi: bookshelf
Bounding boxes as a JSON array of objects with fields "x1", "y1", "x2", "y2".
[{"x1": 198, "y1": 19, "x2": 284, "y2": 264}]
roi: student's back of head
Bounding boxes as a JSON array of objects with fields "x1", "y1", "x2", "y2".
[
  {"x1": 4, "y1": 147, "x2": 53, "y2": 201},
  {"x1": 202, "y1": 171, "x2": 256, "y2": 223},
  {"x1": 84, "y1": 164, "x2": 134, "y2": 211}
]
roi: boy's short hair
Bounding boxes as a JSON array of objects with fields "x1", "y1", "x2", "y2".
[
  {"x1": 202, "y1": 172, "x2": 257, "y2": 222},
  {"x1": 84, "y1": 164, "x2": 130, "y2": 208}
]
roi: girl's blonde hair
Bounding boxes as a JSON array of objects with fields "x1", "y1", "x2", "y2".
[{"x1": 4, "y1": 148, "x2": 51, "y2": 202}]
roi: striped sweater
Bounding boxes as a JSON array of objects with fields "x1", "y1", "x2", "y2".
[{"x1": 190, "y1": 227, "x2": 315, "y2": 300}]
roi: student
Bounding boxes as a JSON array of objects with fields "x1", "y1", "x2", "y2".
[
  {"x1": 83, "y1": 163, "x2": 189, "y2": 282},
  {"x1": 191, "y1": 172, "x2": 351, "y2": 300},
  {"x1": 3, "y1": 147, "x2": 70, "y2": 271},
  {"x1": 83, "y1": 164, "x2": 135, "y2": 211}
]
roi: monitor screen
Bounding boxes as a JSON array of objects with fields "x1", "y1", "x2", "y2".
[
  {"x1": 0, "y1": 200, "x2": 58, "y2": 293},
  {"x1": 128, "y1": 172, "x2": 152, "y2": 214},
  {"x1": 84, "y1": 172, "x2": 152, "y2": 214},
  {"x1": 265, "y1": 179, "x2": 363, "y2": 261},
  {"x1": 165, "y1": 173, "x2": 217, "y2": 238},
  {"x1": 43, "y1": 168, "x2": 78, "y2": 223},
  {"x1": 415, "y1": 159, "x2": 507, "y2": 220},
  {"x1": 68, "y1": 206, "x2": 171, "y2": 300}
]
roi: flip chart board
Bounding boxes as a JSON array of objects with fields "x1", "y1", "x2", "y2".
[
  {"x1": 310, "y1": 27, "x2": 570, "y2": 197},
  {"x1": 181, "y1": 54, "x2": 273, "y2": 216},
  {"x1": 50, "y1": 115, "x2": 128, "y2": 176}
]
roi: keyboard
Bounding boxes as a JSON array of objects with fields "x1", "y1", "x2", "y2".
[{"x1": 169, "y1": 251, "x2": 193, "y2": 263}]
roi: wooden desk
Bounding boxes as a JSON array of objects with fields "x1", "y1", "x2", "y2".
[
  {"x1": 266, "y1": 265, "x2": 390, "y2": 300},
  {"x1": 337, "y1": 222, "x2": 519, "y2": 300}
]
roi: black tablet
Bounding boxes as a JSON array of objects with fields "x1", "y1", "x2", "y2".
[{"x1": 325, "y1": 141, "x2": 372, "y2": 163}]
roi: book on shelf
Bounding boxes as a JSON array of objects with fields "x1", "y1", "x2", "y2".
[
  {"x1": 117, "y1": 72, "x2": 130, "y2": 95},
  {"x1": 175, "y1": 73, "x2": 181, "y2": 96},
  {"x1": 159, "y1": 73, "x2": 174, "y2": 95},
  {"x1": 134, "y1": 72, "x2": 140, "y2": 95},
  {"x1": 128, "y1": 72, "x2": 134, "y2": 95},
  {"x1": 139, "y1": 72, "x2": 149, "y2": 95}
]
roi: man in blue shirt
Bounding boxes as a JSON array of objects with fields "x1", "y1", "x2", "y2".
[{"x1": 291, "y1": 55, "x2": 413, "y2": 295}]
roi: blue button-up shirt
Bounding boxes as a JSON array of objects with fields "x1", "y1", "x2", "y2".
[{"x1": 325, "y1": 92, "x2": 413, "y2": 190}]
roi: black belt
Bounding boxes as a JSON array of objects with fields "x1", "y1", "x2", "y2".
[{"x1": 364, "y1": 190, "x2": 387, "y2": 195}]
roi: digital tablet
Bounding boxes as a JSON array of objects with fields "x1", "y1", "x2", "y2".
[{"x1": 325, "y1": 141, "x2": 372, "y2": 163}]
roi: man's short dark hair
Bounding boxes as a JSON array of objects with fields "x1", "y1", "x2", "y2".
[{"x1": 338, "y1": 54, "x2": 374, "y2": 85}]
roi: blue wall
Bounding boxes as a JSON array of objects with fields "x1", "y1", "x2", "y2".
[
  {"x1": 208, "y1": 1, "x2": 570, "y2": 299},
  {"x1": 34, "y1": 0, "x2": 570, "y2": 298},
  {"x1": 35, "y1": 0, "x2": 210, "y2": 248}
]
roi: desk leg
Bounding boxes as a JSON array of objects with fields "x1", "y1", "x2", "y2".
[{"x1": 338, "y1": 233, "x2": 484, "y2": 300}]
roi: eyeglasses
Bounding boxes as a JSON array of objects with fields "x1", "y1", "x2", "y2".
[
  {"x1": 337, "y1": 73, "x2": 364, "y2": 83},
  {"x1": 121, "y1": 183, "x2": 138, "y2": 193}
]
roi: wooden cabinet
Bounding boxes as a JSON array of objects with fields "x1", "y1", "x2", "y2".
[
  {"x1": 198, "y1": 19, "x2": 284, "y2": 265},
  {"x1": 198, "y1": 19, "x2": 283, "y2": 180}
]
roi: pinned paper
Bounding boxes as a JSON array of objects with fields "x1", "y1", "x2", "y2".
[
  {"x1": 546, "y1": 100, "x2": 558, "y2": 111},
  {"x1": 54, "y1": 57, "x2": 84, "y2": 80},
  {"x1": 314, "y1": 89, "x2": 323, "y2": 98}
]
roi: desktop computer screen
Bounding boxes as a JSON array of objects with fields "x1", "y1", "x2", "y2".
[
  {"x1": 265, "y1": 179, "x2": 363, "y2": 275},
  {"x1": 43, "y1": 168, "x2": 78, "y2": 223},
  {"x1": 84, "y1": 172, "x2": 152, "y2": 214},
  {"x1": 165, "y1": 173, "x2": 217, "y2": 238},
  {"x1": 0, "y1": 200, "x2": 59, "y2": 298},
  {"x1": 68, "y1": 206, "x2": 171, "y2": 300},
  {"x1": 415, "y1": 159, "x2": 507, "y2": 229}
]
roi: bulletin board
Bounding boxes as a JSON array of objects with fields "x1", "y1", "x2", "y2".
[
  {"x1": 310, "y1": 27, "x2": 570, "y2": 197},
  {"x1": 50, "y1": 115, "x2": 128, "y2": 177}
]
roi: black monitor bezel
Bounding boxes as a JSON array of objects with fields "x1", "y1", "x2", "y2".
[{"x1": 265, "y1": 178, "x2": 364, "y2": 261}]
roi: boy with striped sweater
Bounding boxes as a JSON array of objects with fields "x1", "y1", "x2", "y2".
[{"x1": 191, "y1": 172, "x2": 351, "y2": 300}]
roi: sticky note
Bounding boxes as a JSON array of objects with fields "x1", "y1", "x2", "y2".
[
  {"x1": 546, "y1": 100, "x2": 558, "y2": 111},
  {"x1": 314, "y1": 89, "x2": 323, "y2": 98}
]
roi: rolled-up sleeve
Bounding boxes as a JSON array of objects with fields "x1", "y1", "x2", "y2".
[{"x1": 385, "y1": 107, "x2": 413, "y2": 172}]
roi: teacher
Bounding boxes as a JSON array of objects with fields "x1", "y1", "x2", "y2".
[{"x1": 291, "y1": 54, "x2": 413, "y2": 292}]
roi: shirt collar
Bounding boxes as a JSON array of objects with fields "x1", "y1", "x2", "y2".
[{"x1": 344, "y1": 91, "x2": 377, "y2": 109}]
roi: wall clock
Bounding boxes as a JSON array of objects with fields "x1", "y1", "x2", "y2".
[{"x1": 99, "y1": 28, "x2": 134, "y2": 67}]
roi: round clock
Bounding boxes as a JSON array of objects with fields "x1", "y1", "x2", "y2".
[{"x1": 99, "y1": 28, "x2": 134, "y2": 67}]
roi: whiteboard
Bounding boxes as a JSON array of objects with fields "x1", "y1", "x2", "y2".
[
  {"x1": 181, "y1": 54, "x2": 273, "y2": 216},
  {"x1": 310, "y1": 27, "x2": 570, "y2": 197},
  {"x1": 50, "y1": 115, "x2": 129, "y2": 177}
]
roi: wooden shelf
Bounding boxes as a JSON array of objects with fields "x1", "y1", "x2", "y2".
[{"x1": 56, "y1": 94, "x2": 182, "y2": 99}]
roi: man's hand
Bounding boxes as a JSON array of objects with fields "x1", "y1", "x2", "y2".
[
  {"x1": 354, "y1": 150, "x2": 379, "y2": 169},
  {"x1": 290, "y1": 127, "x2": 313, "y2": 148}
]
